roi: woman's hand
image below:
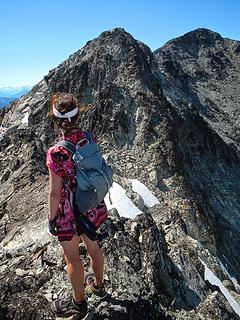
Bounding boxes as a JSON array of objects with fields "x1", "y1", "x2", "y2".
[
  {"x1": 48, "y1": 169, "x2": 63, "y2": 236},
  {"x1": 48, "y1": 216, "x2": 58, "y2": 236}
]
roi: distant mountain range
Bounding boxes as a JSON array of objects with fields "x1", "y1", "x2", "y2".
[{"x1": 0, "y1": 86, "x2": 32, "y2": 109}]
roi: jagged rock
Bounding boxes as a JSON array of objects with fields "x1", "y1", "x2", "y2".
[
  {"x1": 197, "y1": 291, "x2": 240, "y2": 320},
  {"x1": 223, "y1": 280, "x2": 235, "y2": 291},
  {"x1": 0, "y1": 28, "x2": 239, "y2": 319},
  {"x1": 154, "y1": 28, "x2": 240, "y2": 281}
]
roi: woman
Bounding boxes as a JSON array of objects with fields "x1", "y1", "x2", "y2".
[{"x1": 46, "y1": 92, "x2": 108, "y2": 318}]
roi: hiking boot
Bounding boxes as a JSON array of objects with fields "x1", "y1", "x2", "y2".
[
  {"x1": 85, "y1": 275, "x2": 108, "y2": 299},
  {"x1": 51, "y1": 297, "x2": 88, "y2": 318}
]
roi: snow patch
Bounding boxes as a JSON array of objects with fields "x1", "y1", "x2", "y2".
[
  {"x1": 200, "y1": 259, "x2": 240, "y2": 317},
  {"x1": 131, "y1": 179, "x2": 159, "y2": 207},
  {"x1": 21, "y1": 112, "x2": 29, "y2": 125},
  {"x1": 104, "y1": 182, "x2": 143, "y2": 218}
]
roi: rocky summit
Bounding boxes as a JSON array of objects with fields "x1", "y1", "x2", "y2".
[{"x1": 0, "y1": 28, "x2": 240, "y2": 319}]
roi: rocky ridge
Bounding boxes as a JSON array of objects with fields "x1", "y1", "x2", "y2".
[
  {"x1": 0, "y1": 28, "x2": 240, "y2": 319},
  {"x1": 154, "y1": 28, "x2": 240, "y2": 280}
]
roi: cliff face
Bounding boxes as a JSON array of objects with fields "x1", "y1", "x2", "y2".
[
  {"x1": 0, "y1": 28, "x2": 240, "y2": 319},
  {"x1": 154, "y1": 28, "x2": 240, "y2": 279}
]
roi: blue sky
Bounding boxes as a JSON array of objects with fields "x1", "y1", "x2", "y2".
[{"x1": 0, "y1": 0, "x2": 239, "y2": 87}]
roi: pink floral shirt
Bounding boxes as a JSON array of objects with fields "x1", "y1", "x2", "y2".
[{"x1": 46, "y1": 129, "x2": 108, "y2": 241}]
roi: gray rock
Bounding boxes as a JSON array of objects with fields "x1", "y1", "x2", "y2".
[
  {"x1": 0, "y1": 27, "x2": 239, "y2": 319},
  {"x1": 154, "y1": 28, "x2": 240, "y2": 282}
]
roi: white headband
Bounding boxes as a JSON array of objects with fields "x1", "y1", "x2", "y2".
[{"x1": 53, "y1": 106, "x2": 78, "y2": 121}]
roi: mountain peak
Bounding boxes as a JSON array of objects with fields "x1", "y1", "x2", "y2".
[
  {"x1": 44, "y1": 26, "x2": 154, "y2": 100},
  {"x1": 156, "y1": 28, "x2": 223, "y2": 53},
  {"x1": 99, "y1": 27, "x2": 129, "y2": 37},
  {"x1": 182, "y1": 27, "x2": 223, "y2": 42},
  {"x1": 83, "y1": 27, "x2": 138, "y2": 50},
  {"x1": 1, "y1": 27, "x2": 240, "y2": 320}
]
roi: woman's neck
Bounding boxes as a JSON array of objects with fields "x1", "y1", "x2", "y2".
[{"x1": 61, "y1": 127, "x2": 79, "y2": 137}]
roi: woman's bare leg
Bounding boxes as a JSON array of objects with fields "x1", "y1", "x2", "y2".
[
  {"x1": 60, "y1": 235, "x2": 85, "y2": 302},
  {"x1": 81, "y1": 234, "x2": 104, "y2": 287}
]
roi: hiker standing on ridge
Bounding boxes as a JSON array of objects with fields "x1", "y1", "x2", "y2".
[{"x1": 46, "y1": 92, "x2": 108, "y2": 318}]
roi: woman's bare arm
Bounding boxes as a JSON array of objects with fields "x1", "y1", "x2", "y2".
[{"x1": 48, "y1": 169, "x2": 62, "y2": 220}]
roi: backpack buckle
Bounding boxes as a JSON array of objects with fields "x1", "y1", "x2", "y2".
[{"x1": 76, "y1": 138, "x2": 89, "y2": 148}]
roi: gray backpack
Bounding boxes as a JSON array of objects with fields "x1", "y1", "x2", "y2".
[{"x1": 57, "y1": 131, "x2": 113, "y2": 214}]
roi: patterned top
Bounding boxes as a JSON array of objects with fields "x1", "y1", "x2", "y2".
[{"x1": 46, "y1": 129, "x2": 108, "y2": 241}]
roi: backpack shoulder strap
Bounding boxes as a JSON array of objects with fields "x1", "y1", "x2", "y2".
[
  {"x1": 84, "y1": 131, "x2": 94, "y2": 143},
  {"x1": 57, "y1": 140, "x2": 76, "y2": 154}
]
